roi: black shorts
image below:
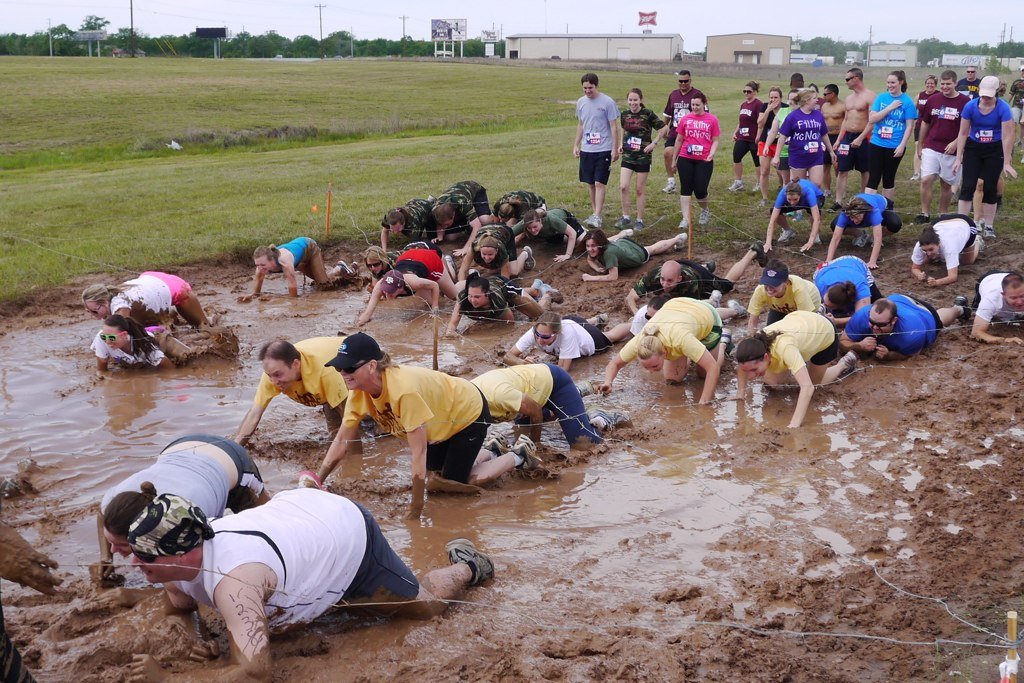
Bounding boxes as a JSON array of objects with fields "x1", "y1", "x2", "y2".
[
  {"x1": 907, "y1": 295, "x2": 944, "y2": 330},
  {"x1": 566, "y1": 315, "x2": 613, "y2": 352},
  {"x1": 343, "y1": 503, "x2": 420, "y2": 601},
  {"x1": 824, "y1": 133, "x2": 839, "y2": 166},
  {"x1": 732, "y1": 139, "x2": 760, "y2": 166},
  {"x1": 835, "y1": 131, "x2": 870, "y2": 173},
  {"x1": 579, "y1": 151, "x2": 612, "y2": 185},
  {"x1": 470, "y1": 189, "x2": 492, "y2": 221},
  {"x1": 809, "y1": 323, "x2": 840, "y2": 365},
  {"x1": 621, "y1": 159, "x2": 652, "y2": 173},
  {"x1": 425, "y1": 390, "x2": 490, "y2": 483}
]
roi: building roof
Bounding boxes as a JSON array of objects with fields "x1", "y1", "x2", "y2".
[
  {"x1": 507, "y1": 33, "x2": 682, "y2": 39},
  {"x1": 706, "y1": 32, "x2": 791, "y2": 39}
]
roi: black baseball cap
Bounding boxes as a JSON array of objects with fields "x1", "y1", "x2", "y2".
[{"x1": 324, "y1": 332, "x2": 383, "y2": 371}]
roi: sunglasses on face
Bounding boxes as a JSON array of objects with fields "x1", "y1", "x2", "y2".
[
  {"x1": 743, "y1": 89, "x2": 753, "y2": 94},
  {"x1": 845, "y1": 76, "x2": 856, "y2": 82},
  {"x1": 132, "y1": 549, "x2": 158, "y2": 563},
  {"x1": 99, "y1": 332, "x2": 122, "y2": 342},
  {"x1": 339, "y1": 359, "x2": 370, "y2": 375},
  {"x1": 678, "y1": 79, "x2": 690, "y2": 84},
  {"x1": 868, "y1": 318, "x2": 893, "y2": 329},
  {"x1": 533, "y1": 330, "x2": 555, "y2": 340}
]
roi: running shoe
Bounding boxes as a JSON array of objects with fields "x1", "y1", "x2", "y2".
[
  {"x1": 750, "y1": 240, "x2": 768, "y2": 267},
  {"x1": 443, "y1": 254, "x2": 458, "y2": 278},
  {"x1": 720, "y1": 327, "x2": 735, "y2": 356},
  {"x1": 708, "y1": 289, "x2": 723, "y2": 307},
  {"x1": 512, "y1": 434, "x2": 541, "y2": 470},
  {"x1": 575, "y1": 380, "x2": 596, "y2": 397},
  {"x1": 585, "y1": 214, "x2": 603, "y2": 228},
  {"x1": 830, "y1": 201, "x2": 843, "y2": 212},
  {"x1": 758, "y1": 197, "x2": 770, "y2": 208},
  {"x1": 705, "y1": 260, "x2": 716, "y2": 274},
  {"x1": 540, "y1": 285, "x2": 565, "y2": 305},
  {"x1": 910, "y1": 172, "x2": 921, "y2": 181},
  {"x1": 981, "y1": 221, "x2": 996, "y2": 239},
  {"x1": 678, "y1": 217, "x2": 690, "y2": 230},
  {"x1": 531, "y1": 278, "x2": 544, "y2": 291},
  {"x1": 481, "y1": 433, "x2": 509, "y2": 457},
  {"x1": 914, "y1": 213, "x2": 931, "y2": 225},
  {"x1": 837, "y1": 351, "x2": 859, "y2": 378},
  {"x1": 953, "y1": 295, "x2": 971, "y2": 323},
  {"x1": 587, "y1": 408, "x2": 630, "y2": 431},
  {"x1": 727, "y1": 299, "x2": 748, "y2": 318},
  {"x1": 619, "y1": 228, "x2": 635, "y2": 238},
  {"x1": 674, "y1": 232, "x2": 689, "y2": 250},
  {"x1": 791, "y1": 209, "x2": 805, "y2": 222},
  {"x1": 467, "y1": 268, "x2": 480, "y2": 280},
  {"x1": 613, "y1": 216, "x2": 632, "y2": 229},
  {"x1": 522, "y1": 245, "x2": 535, "y2": 271},
  {"x1": 727, "y1": 180, "x2": 744, "y2": 192},
  {"x1": 777, "y1": 228, "x2": 798, "y2": 244},
  {"x1": 334, "y1": 261, "x2": 355, "y2": 276},
  {"x1": 593, "y1": 312, "x2": 610, "y2": 328},
  {"x1": 445, "y1": 538, "x2": 494, "y2": 586},
  {"x1": 699, "y1": 208, "x2": 711, "y2": 226},
  {"x1": 661, "y1": 177, "x2": 677, "y2": 193},
  {"x1": 852, "y1": 232, "x2": 872, "y2": 249},
  {"x1": 634, "y1": 219, "x2": 646, "y2": 231}
]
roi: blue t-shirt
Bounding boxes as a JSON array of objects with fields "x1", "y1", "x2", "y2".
[
  {"x1": 278, "y1": 236, "x2": 309, "y2": 268},
  {"x1": 835, "y1": 193, "x2": 888, "y2": 229},
  {"x1": 577, "y1": 93, "x2": 619, "y2": 153},
  {"x1": 814, "y1": 257, "x2": 872, "y2": 317},
  {"x1": 774, "y1": 179, "x2": 824, "y2": 211},
  {"x1": 962, "y1": 98, "x2": 1012, "y2": 143},
  {"x1": 845, "y1": 294, "x2": 938, "y2": 356},
  {"x1": 870, "y1": 92, "x2": 918, "y2": 149}
]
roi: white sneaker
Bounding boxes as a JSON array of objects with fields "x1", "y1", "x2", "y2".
[
  {"x1": 674, "y1": 232, "x2": 688, "y2": 251},
  {"x1": 699, "y1": 208, "x2": 711, "y2": 226},
  {"x1": 708, "y1": 289, "x2": 723, "y2": 307},
  {"x1": 727, "y1": 180, "x2": 743, "y2": 192},
  {"x1": 837, "y1": 351, "x2": 859, "y2": 378},
  {"x1": 678, "y1": 217, "x2": 690, "y2": 230},
  {"x1": 661, "y1": 177, "x2": 677, "y2": 193},
  {"x1": 585, "y1": 214, "x2": 603, "y2": 228},
  {"x1": 851, "y1": 232, "x2": 872, "y2": 249},
  {"x1": 910, "y1": 172, "x2": 921, "y2": 181},
  {"x1": 620, "y1": 228, "x2": 635, "y2": 238},
  {"x1": 777, "y1": 228, "x2": 797, "y2": 244},
  {"x1": 726, "y1": 299, "x2": 748, "y2": 318}
]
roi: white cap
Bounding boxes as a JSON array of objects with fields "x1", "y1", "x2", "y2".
[{"x1": 979, "y1": 75, "x2": 999, "y2": 97}]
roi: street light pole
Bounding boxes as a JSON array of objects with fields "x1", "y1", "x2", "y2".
[
  {"x1": 315, "y1": 4, "x2": 325, "y2": 59},
  {"x1": 129, "y1": 0, "x2": 136, "y2": 57}
]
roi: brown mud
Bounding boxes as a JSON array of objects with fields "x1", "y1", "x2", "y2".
[{"x1": 1, "y1": 230, "x2": 1023, "y2": 682}]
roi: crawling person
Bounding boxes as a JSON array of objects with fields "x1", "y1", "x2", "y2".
[
  {"x1": 82, "y1": 271, "x2": 210, "y2": 328},
  {"x1": 970, "y1": 271, "x2": 1024, "y2": 345},
  {"x1": 380, "y1": 198, "x2": 437, "y2": 251},
  {"x1": 356, "y1": 246, "x2": 458, "y2": 326},
  {"x1": 910, "y1": 215, "x2": 981, "y2": 287},
  {"x1": 92, "y1": 314, "x2": 179, "y2": 371},
  {"x1": 506, "y1": 311, "x2": 631, "y2": 372},
  {"x1": 240, "y1": 237, "x2": 346, "y2": 300},
  {"x1": 445, "y1": 275, "x2": 556, "y2": 336}
]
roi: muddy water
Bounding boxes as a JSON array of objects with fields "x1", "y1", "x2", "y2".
[{"x1": 1, "y1": 274, "x2": 883, "y2": 664}]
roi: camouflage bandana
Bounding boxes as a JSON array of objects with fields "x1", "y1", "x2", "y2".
[{"x1": 127, "y1": 493, "x2": 215, "y2": 561}]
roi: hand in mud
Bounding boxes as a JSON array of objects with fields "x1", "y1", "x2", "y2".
[
  {"x1": 0, "y1": 522, "x2": 61, "y2": 594},
  {"x1": 453, "y1": 248, "x2": 468, "y2": 258},
  {"x1": 799, "y1": 240, "x2": 815, "y2": 253},
  {"x1": 89, "y1": 560, "x2": 124, "y2": 587},
  {"x1": 188, "y1": 639, "x2": 221, "y2": 662},
  {"x1": 594, "y1": 382, "x2": 612, "y2": 396},
  {"x1": 129, "y1": 654, "x2": 166, "y2": 683},
  {"x1": 236, "y1": 294, "x2": 254, "y2": 303}
]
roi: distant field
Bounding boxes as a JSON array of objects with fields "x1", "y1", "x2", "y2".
[{"x1": 0, "y1": 57, "x2": 1019, "y2": 300}]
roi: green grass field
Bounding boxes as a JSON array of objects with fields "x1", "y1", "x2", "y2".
[{"x1": 0, "y1": 58, "x2": 1019, "y2": 300}]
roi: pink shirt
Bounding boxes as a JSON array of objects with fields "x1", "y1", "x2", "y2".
[{"x1": 675, "y1": 112, "x2": 720, "y2": 161}]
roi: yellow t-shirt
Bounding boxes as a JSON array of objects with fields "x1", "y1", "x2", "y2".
[
  {"x1": 764, "y1": 311, "x2": 836, "y2": 375},
  {"x1": 471, "y1": 365, "x2": 554, "y2": 422},
  {"x1": 618, "y1": 297, "x2": 716, "y2": 364},
  {"x1": 343, "y1": 365, "x2": 483, "y2": 443},
  {"x1": 253, "y1": 336, "x2": 348, "y2": 409},
  {"x1": 747, "y1": 275, "x2": 821, "y2": 317}
]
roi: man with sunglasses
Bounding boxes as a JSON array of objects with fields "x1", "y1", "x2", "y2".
[
  {"x1": 122, "y1": 489, "x2": 494, "y2": 681},
  {"x1": 833, "y1": 68, "x2": 875, "y2": 210},
  {"x1": 840, "y1": 294, "x2": 969, "y2": 360},
  {"x1": 957, "y1": 66, "x2": 982, "y2": 100},
  {"x1": 661, "y1": 70, "x2": 707, "y2": 194}
]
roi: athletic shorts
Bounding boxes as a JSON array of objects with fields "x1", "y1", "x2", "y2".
[
  {"x1": 425, "y1": 390, "x2": 490, "y2": 483},
  {"x1": 621, "y1": 159, "x2": 652, "y2": 173},
  {"x1": 565, "y1": 315, "x2": 614, "y2": 353},
  {"x1": 162, "y1": 434, "x2": 266, "y2": 505},
  {"x1": 808, "y1": 323, "x2": 840, "y2": 366},
  {"x1": 920, "y1": 148, "x2": 961, "y2": 186},
  {"x1": 824, "y1": 133, "x2": 839, "y2": 166},
  {"x1": 397, "y1": 249, "x2": 444, "y2": 281},
  {"x1": 579, "y1": 151, "x2": 612, "y2": 185},
  {"x1": 697, "y1": 302, "x2": 725, "y2": 351},
  {"x1": 732, "y1": 139, "x2": 760, "y2": 166},
  {"x1": 835, "y1": 131, "x2": 870, "y2": 173},
  {"x1": 757, "y1": 141, "x2": 778, "y2": 158},
  {"x1": 907, "y1": 295, "x2": 944, "y2": 330},
  {"x1": 142, "y1": 271, "x2": 192, "y2": 306},
  {"x1": 343, "y1": 503, "x2": 420, "y2": 601}
]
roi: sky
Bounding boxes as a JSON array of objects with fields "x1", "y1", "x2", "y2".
[{"x1": 1, "y1": 0, "x2": 1015, "y2": 48}]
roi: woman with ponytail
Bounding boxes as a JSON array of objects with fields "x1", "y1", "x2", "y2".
[
  {"x1": 92, "y1": 314, "x2": 174, "y2": 371},
  {"x1": 241, "y1": 237, "x2": 344, "y2": 300}
]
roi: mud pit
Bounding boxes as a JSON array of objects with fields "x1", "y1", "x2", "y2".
[{"x1": 1, "y1": 233, "x2": 1023, "y2": 682}]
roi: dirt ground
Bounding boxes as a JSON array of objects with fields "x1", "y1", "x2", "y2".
[{"x1": 2, "y1": 227, "x2": 1023, "y2": 682}]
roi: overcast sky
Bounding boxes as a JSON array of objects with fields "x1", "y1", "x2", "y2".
[{"x1": 2, "y1": 0, "x2": 1016, "y2": 48}]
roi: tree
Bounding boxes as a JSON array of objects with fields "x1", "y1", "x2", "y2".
[{"x1": 79, "y1": 15, "x2": 110, "y2": 31}]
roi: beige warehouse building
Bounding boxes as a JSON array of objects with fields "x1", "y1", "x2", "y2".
[
  {"x1": 706, "y1": 33, "x2": 791, "y2": 65},
  {"x1": 505, "y1": 34, "x2": 683, "y2": 61}
]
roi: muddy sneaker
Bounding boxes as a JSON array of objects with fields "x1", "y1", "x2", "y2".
[
  {"x1": 443, "y1": 254, "x2": 458, "y2": 278},
  {"x1": 661, "y1": 177, "x2": 677, "y2": 193},
  {"x1": 445, "y1": 538, "x2": 494, "y2": 586},
  {"x1": 512, "y1": 434, "x2": 541, "y2": 470},
  {"x1": 837, "y1": 350, "x2": 859, "y2": 378},
  {"x1": 981, "y1": 221, "x2": 996, "y2": 239},
  {"x1": 708, "y1": 289, "x2": 723, "y2": 307},
  {"x1": 852, "y1": 232, "x2": 872, "y2": 249},
  {"x1": 575, "y1": 379, "x2": 596, "y2": 397},
  {"x1": 537, "y1": 282, "x2": 564, "y2": 304},
  {"x1": 593, "y1": 312, "x2": 610, "y2": 328},
  {"x1": 634, "y1": 219, "x2": 646, "y2": 231},
  {"x1": 720, "y1": 327, "x2": 735, "y2": 356},
  {"x1": 531, "y1": 278, "x2": 544, "y2": 291},
  {"x1": 758, "y1": 197, "x2": 770, "y2": 208},
  {"x1": 585, "y1": 214, "x2": 603, "y2": 229},
  {"x1": 791, "y1": 209, "x2": 805, "y2": 222},
  {"x1": 521, "y1": 245, "x2": 536, "y2": 271},
  {"x1": 699, "y1": 208, "x2": 712, "y2": 225},
  {"x1": 976, "y1": 234, "x2": 986, "y2": 253},
  {"x1": 588, "y1": 408, "x2": 630, "y2": 431},
  {"x1": 953, "y1": 295, "x2": 971, "y2": 323},
  {"x1": 467, "y1": 268, "x2": 480, "y2": 280},
  {"x1": 727, "y1": 179, "x2": 744, "y2": 192},
  {"x1": 777, "y1": 228, "x2": 798, "y2": 244},
  {"x1": 674, "y1": 232, "x2": 689, "y2": 251},
  {"x1": 914, "y1": 213, "x2": 930, "y2": 224},
  {"x1": 750, "y1": 240, "x2": 768, "y2": 267},
  {"x1": 727, "y1": 299, "x2": 748, "y2": 318},
  {"x1": 613, "y1": 215, "x2": 632, "y2": 229},
  {"x1": 481, "y1": 433, "x2": 509, "y2": 457},
  {"x1": 619, "y1": 228, "x2": 635, "y2": 238},
  {"x1": 704, "y1": 260, "x2": 716, "y2": 274},
  {"x1": 678, "y1": 217, "x2": 690, "y2": 230},
  {"x1": 335, "y1": 261, "x2": 355, "y2": 277},
  {"x1": 910, "y1": 172, "x2": 921, "y2": 181}
]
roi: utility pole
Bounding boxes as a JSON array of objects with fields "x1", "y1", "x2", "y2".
[
  {"x1": 47, "y1": 18, "x2": 53, "y2": 56},
  {"x1": 350, "y1": 26, "x2": 354, "y2": 58},
  {"x1": 400, "y1": 15, "x2": 408, "y2": 40},
  {"x1": 130, "y1": 0, "x2": 136, "y2": 57},
  {"x1": 315, "y1": 4, "x2": 326, "y2": 59}
]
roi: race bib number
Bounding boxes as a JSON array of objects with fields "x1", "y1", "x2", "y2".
[
  {"x1": 627, "y1": 136, "x2": 642, "y2": 151},
  {"x1": 585, "y1": 132, "x2": 603, "y2": 145},
  {"x1": 977, "y1": 129, "x2": 994, "y2": 143},
  {"x1": 837, "y1": 143, "x2": 850, "y2": 156},
  {"x1": 940, "y1": 107, "x2": 960, "y2": 121},
  {"x1": 739, "y1": 127, "x2": 750, "y2": 136},
  {"x1": 805, "y1": 141, "x2": 820, "y2": 154},
  {"x1": 673, "y1": 109, "x2": 685, "y2": 126},
  {"x1": 878, "y1": 126, "x2": 894, "y2": 140},
  {"x1": 687, "y1": 144, "x2": 705, "y2": 156}
]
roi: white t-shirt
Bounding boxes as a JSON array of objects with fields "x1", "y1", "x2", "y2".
[
  {"x1": 911, "y1": 218, "x2": 973, "y2": 270},
  {"x1": 91, "y1": 332, "x2": 166, "y2": 368},
  {"x1": 629, "y1": 306, "x2": 650, "y2": 336},
  {"x1": 514, "y1": 318, "x2": 595, "y2": 360},
  {"x1": 111, "y1": 274, "x2": 173, "y2": 316},
  {"x1": 976, "y1": 272, "x2": 1019, "y2": 322},
  {"x1": 174, "y1": 489, "x2": 368, "y2": 631}
]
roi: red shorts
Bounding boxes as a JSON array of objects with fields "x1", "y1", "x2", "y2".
[
  {"x1": 757, "y1": 141, "x2": 778, "y2": 158},
  {"x1": 397, "y1": 249, "x2": 444, "y2": 281}
]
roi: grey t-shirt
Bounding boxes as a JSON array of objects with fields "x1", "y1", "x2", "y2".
[
  {"x1": 101, "y1": 447, "x2": 229, "y2": 518},
  {"x1": 576, "y1": 93, "x2": 618, "y2": 153}
]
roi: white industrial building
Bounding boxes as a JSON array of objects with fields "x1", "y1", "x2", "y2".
[
  {"x1": 505, "y1": 33, "x2": 683, "y2": 61},
  {"x1": 868, "y1": 43, "x2": 918, "y2": 67}
]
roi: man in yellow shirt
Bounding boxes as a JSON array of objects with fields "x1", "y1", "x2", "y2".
[{"x1": 746, "y1": 260, "x2": 822, "y2": 333}]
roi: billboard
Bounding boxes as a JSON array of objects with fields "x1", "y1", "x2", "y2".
[
  {"x1": 74, "y1": 30, "x2": 107, "y2": 41},
  {"x1": 431, "y1": 19, "x2": 467, "y2": 41}
]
